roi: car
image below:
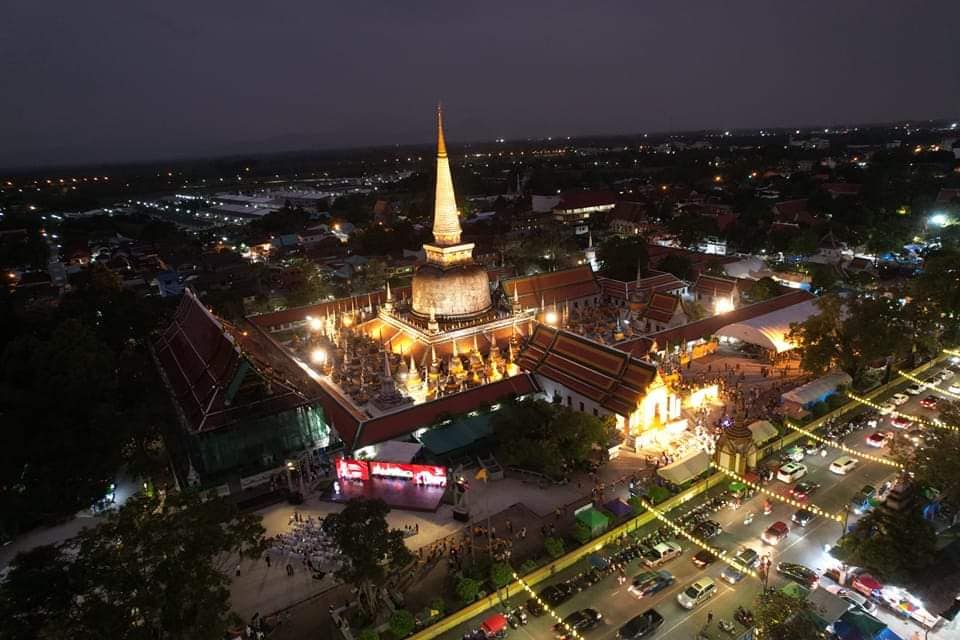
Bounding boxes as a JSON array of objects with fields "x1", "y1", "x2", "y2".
[
  {"x1": 851, "y1": 573, "x2": 883, "y2": 598},
  {"x1": 949, "y1": 383, "x2": 960, "y2": 395},
  {"x1": 891, "y1": 393, "x2": 910, "y2": 406},
  {"x1": 677, "y1": 578, "x2": 717, "y2": 609},
  {"x1": 692, "y1": 548, "x2": 719, "y2": 568},
  {"x1": 920, "y1": 395, "x2": 939, "y2": 409},
  {"x1": 540, "y1": 583, "x2": 576, "y2": 607},
  {"x1": 850, "y1": 485, "x2": 876, "y2": 514},
  {"x1": 939, "y1": 369, "x2": 955, "y2": 381},
  {"x1": 642, "y1": 541, "x2": 682, "y2": 568},
  {"x1": 618, "y1": 609, "x2": 664, "y2": 639},
  {"x1": 905, "y1": 383, "x2": 923, "y2": 395},
  {"x1": 879, "y1": 401, "x2": 897, "y2": 414},
  {"x1": 802, "y1": 439, "x2": 824, "y2": 455},
  {"x1": 777, "y1": 562, "x2": 819, "y2": 588},
  {"x1": 692, "y1": 520, "x2": 722, "y2": 539},
  {"x1": 762, "y1": 521, "x2": 790, "y2": 545},
  {"x1": 830, "y1": 456, "x2": 859, "y2": 475},
  {"x1": 826, "y1": 586, "x2": 878, "y2": 614},
  {"x1": 790, "y1": 481, "x2": 820, "y2": 502},
  {"x1": 526, "y1": 598, "x2": 545, "y2": 617},
  {"x1": 554, "y1": 608, "x2": 603, "y2": 638},
  {"x1": 891, "y1": 415, "x2": 912, "y2": 429},
  {"x1": 782, "y1": 445, "x2": 805, "y2": 462},
  {"x1": 720, "y1": 548, "x2": 759, "y2": 584},
  {"x1": 792, "y1": 509, "x2": 815, "y2": 526},
  {"x1": 628, "y1": 570, "x2": 675, "y2": 599},
  {"x1": 865, "y1": 430, "x2": 893, "y2": 448},
  {"x1": 777, "y1": 462, "x2": 808, "y2": 483},
  {"x1": 906, "y1": 428, "x2": 926, "y2": 446}
]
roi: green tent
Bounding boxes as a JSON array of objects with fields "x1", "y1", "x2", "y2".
[
  {"x1": 780, "y1": 582, "x2": 810, "y2": 600},
  {"x1": 728, "y1": 481, "x2": 748, "y2": 494},
  {"x1": 575, "y1": 507, "x2": 610, "y2": 536}
]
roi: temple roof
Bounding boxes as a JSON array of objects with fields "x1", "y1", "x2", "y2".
[
  {"x1": 692, "y1": 274, "x2": 739, "y2": 297},
  {"x1": 518, "y1": 324, "x2": 657, "y2": 417},
  {"x1": 598, "y1": 270, "x2": 685, "y2": 301},
  {"x1": 642, "y1": 292, "x2": 683, "y2": 323},
  {"x1": 502, "y1": 265, "x2": 600, "y2": 311},
  {"x1": 431, "y1": 106, "x2": 462, "y2": 246}
]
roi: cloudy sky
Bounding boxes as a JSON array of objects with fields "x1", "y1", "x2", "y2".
[{"x1": 2, "y1": 1, "x2": 959, "y2": 168}]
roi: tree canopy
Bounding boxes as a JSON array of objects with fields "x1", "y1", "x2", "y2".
[
  {"x1": 598, "y1": 236, "x2": 648, "y2": 281},
  {"x1": 833, "y1": 506, "x2": 936, "y2": 584},
  {"x1": 0, "y1": 492, "x2": 266, "y2": 640},
  {"x1": 752, "y1": 589, "x2": 824, "y2": 640}
]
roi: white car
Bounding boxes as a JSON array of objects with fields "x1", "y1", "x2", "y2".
[
  {"x1": 676, "y1": 578, "x2": 716, "y2": 609},
  {"x1": 878, "y1": 401, "x2": 897, "y2": 414},
  {"x1": 825, "y1": 585, "x2": 877, "y2": 614},
  {"x1": 830, "y1": 456, "x2": 859, "y2": 475},
  {"x1": 891, "y1": 393, "x2": 910, "y2": 406},
  {"x1": 939, "y1": 369, "x2": 955, "y2": 381},
  {"x1": 905, "y1": 384, "x2": 923, "y2": 396},
  {"x1": 777, "y1": 462, "x2": 808, "y2": 483},
  {"x1": 949, "y1": 384, "x2": 960, "y2": 395}
]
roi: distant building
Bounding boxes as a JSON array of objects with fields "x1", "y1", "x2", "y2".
[
  {"x1": 552, "y1": 191, "x2": 617, "y2": 226},
  {"x1": 691, "y1": 274, "x2": 741, "y2": 313}
]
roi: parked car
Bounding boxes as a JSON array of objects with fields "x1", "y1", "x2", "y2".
[
  {"x1": 865, "y1": 431, "x2": 893, "y2": 448},
  {"x1": 802, "y1": 440, "x2": 824, "y2": 455},
  {"x1": 692, "y1": 520, "x2": 722, "y2": 540},
  {"x1": 829, "y1": 587, "x2": 878, "y2": 614},
  {"x1": 905, "y1": 383, "x2": 923, "y2": 395},
  {"x1": 540, "y1": 583, "x2": 576, "y2": 607},
  {"x1": 782, "y1": 445, "x2": 805, "y2": 462},
  {"x1": 554, "y1": 609, "x2": 603, "y2": 639},
  {"x1": 790, "y1": 481, "x2": 820, "y2": 502},
  {"x1": 692, "y1": 549, "x2": 719, "y2": 568},
  {"x1": 891, "y1": 393, "x2": 910, "y2": 406},
  {"x1": 677, "y1": 578, "x2": 717, "y2": 609},
  {"x1": 526, "y1": 598, "x2": 545, "y2": 617},
  {"x1": 628, "y1": 571, "x2": 674, "y2": 599},
  {"x1": 762, "y1": 521, "x2": 789, "y2": 545},
  {"x1": 949, "y1": 383, "x2": 960, "y2": 395},
  {"x1": 721, "y1": 548, "x2": 759, "y2": 584},
  {"x1": 792, "y1": 509, "x2": 815, "y2": 526},
  {"x1": 830, "y1": 456, "x2": 858, "y2": 475},
  {"x1": 879, "y1": 401, "x2": 897, "y2": 414},
  {"x1": 920, "y1": 395, "x2": 939, "y2": 409},
  {"x1": 851, "y1": 485, "x2": 876, "y2": 514},
  {"x1": 938, "y1": 369, "x2": 955, "y2": 381},
  {"x1": 777, "y1": 462, "x2": 808, "y2": 483},
  {"x1": 617, "y1": 609, "x2": 664, "y2": 639},
  {"x1": 777, "y1": 562, "x2": 819, "y2": 588},
  {"x1": 642, "y1": 542, "x2": 682, "y2": 568},
  {"x1": 891, "y1": 415, "x2": 912, "y2": 429},
  {"x1": 851, "y1": 573, "x2": 883, "y2": 598}
]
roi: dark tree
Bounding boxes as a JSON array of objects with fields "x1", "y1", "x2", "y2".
[
  {"x1": 752, "y1": 589, "x2": 823, "y2": 640},
  {"x1": 598, "y1": 236, "x2": 648, "y2": 281},
  {"x1": 833, "y1": 507, "x2": 936, "y2": 584},
  {"x1": 656, "y1": 253, "x2": 694, "y2": 281}
]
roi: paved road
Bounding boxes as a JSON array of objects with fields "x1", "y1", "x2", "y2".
[{"x1": 439, "y1": 367, "x2": 955, "y2": 640}]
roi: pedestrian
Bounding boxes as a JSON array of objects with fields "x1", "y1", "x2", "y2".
[
  {"x1": 265, "y1": 554, "x2": 271, "y2": 568},
  {"x1": 506, "y1": 519, "x2": 513, "y2": 534},
  {"x1": 707, "y1": 611, "x2": 713, "y2": 625},
  {"x1": 236, "y1": 563, "x2": 242, "y2": 577}
]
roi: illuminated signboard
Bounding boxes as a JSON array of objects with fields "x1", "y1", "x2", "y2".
[{"x1": 335, "y1": 457, "x2": 447, "y2": 487}]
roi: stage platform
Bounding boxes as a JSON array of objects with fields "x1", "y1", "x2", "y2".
[{"x1": 323, "y1": 478, "x2": 446, "y2": 512}]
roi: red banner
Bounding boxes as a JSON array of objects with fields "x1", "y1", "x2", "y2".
[{"x1": 335, "y1": 457, "x2": 447, "y2": 487}]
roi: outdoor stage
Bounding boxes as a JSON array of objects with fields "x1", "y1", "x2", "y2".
[{"x1": 323, "y1": 477, "x2": 447, "y2": 512}]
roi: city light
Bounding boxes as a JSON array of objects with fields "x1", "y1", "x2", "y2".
[
  {"x1": 310, "y1": 349, "x2": 326, "y2": 365},
  {"x1": 783, "y1": 417, "x2": 905, "y2": 468},
  {"x1": 709, "y1": 463, "x2": 844, "y2": 522},
  {"x1": 896, "y1": 369, "x2": 960, "y2": 401},
  {"x1": 545, "y1": 311, "x2": 559, "y2": 325},
  {"x1": 845, "y1": 392, "x2": 960, "y2": 434},
  {"x1": 307, "y1": 316, "x2": 323, "y2": 332},
  {"x1": 513, "y1": 572, "x2": 586, "y2": 640}
]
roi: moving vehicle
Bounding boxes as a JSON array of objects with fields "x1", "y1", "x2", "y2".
[
  {"x1": 691, "y1": 549, "x2": 719, "y2": 568},
  {"x1": 865, "y1": 431, "x2": 893, "y2": 448},
  {"x1": 540, "y1": 583, "x2": 576, "y2": 607},
  {"x1": 790, "y1": 481, "x2": 820, "y2": 502},
  {"x1": 920, "y1": 395, "x2": 939, "y2": 409},
  {"x1": 553, "y1": 609, "x2": 603, "y2": 639},
  {"x1": 802, "y1": 440, "x2": 824, "y2": 455},
  {"x1": 762, "y1": 521, "x2": 789, "y2": 545},
  {"x1": 642, "y1": 541, "x2": 682, "y2": 568},
  {"x1": 851, "y1": 485, "x2": 876, "y2": 514},
  {"x1": 692, "y1": 520, "x2": 722, "y2": 539},
  {"x1": 677, "y1": 578, "x2": 717, "y2": 609},
  {"x1": 628, "y1": 570, "x2": 674, "y2": 599},
  {"x1": 777, "y1": 462, "x2": 807, "y2": 483},
  {"x1": 891, "y1": 393, "x2": 910, "y2": 406},
  {"x1": 777, "y1": 562, "x2": 819, "y2": 588},
  {"x1": 782, "y1": 445, "x2": 805, "y2": 462},
  {"x1": 721, "y1": 548, "x2": 759, "y2": 584},
  {"x1": 891, "y1": 415, "x2": 912, "y2": 429},
  {"x1": 792, "y1": 509, "x2": 815, "y2": 526},
  {"x1": 905, "y1": 383, "x2": 923, "y2": 395},
  {"x1": 617, "y1": 609, "x2": 664, "y2": 639},
  {"x1": 938, "y1": 369, "x2": 955, "y2": 381},
  {"x1": 879, "y1": 401, "x2": 897, "y2": 414},
  {"x1": 949, "y1": 383, "x2": 960, "y2": 394},
  {"x1": 829, "y1": 456, "x2": 858, "y2": 475}
]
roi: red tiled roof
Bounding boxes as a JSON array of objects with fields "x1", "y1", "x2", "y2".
[
  {"x1": 822, "y1": 183, "x2": 862, "y2": 196},
  {"x1": 609, "y1": 201, "x2": 648, "y2": 223},
  {"x1": 519, "y1": 325, "x2": 657, "y2": 416},
  {"x1": 617, "y1": 290, "x2": 816, "y2": 356},
  {"x1": 248, "y1": 286, "x2": 412, "y2": 330},
  {"x1": 154, "y1": 291, "x2": 312, "y2": 433},
  {"x1": 772, "y1": 199, "x2": 815, "y2": 225},
  {"x1": 693, "y1": 274, "x2": 738, "y2": 297},
  {"x1": 598, "y1": 271, "x2": 686, "y2": 300},
  {"x1": 555, "y1": 191, "x2": 617, "y2": 211},
  {"x1": 642, "y1": 293, "x2": 681, "y2": 323},
  {"x1": 502, "y1": 265, "x2": 600, "y2": 310}
]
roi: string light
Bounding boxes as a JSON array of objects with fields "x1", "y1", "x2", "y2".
[
  {"x1": 708, "y1": 463, "x2": 844, "y2": 522},
  {"x1": 783, "y1": 415, "x2": 905, "y2": 469},
  {"x1": 897, "y1": 369, "x2": 960, "y2": 401},
  {"x1": 845, "y1": 392, "x2": 960, "y2": 434},
  {"x1": 512, "y1": 572, "x2": 586, "y2": 640},
  {"x1": 634, "y1": 497, "x2": 759, "y2": 579}
]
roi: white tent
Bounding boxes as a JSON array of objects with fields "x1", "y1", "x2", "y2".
[
  {"x1": 747, "y1": 420, "x2": 779, "y2": 446},
  {"x1": 715, "y1": 299, "x2": 820, "y2": 352},
  {"x1": 781, "y1": 372, "x2": 853, "y2": 407},
  {"x1": 657, "y1": 450, "x2": 711, "y2": 486},
  {"x1": 353, "y1": 440, "x2": 422, "y2": 463}
]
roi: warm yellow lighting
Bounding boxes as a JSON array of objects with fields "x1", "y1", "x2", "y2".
[
  {"x1": 784, "y1": 414, "x2": 905, "y2": 467},
  {"x1": 714, "y1": 297, "x2": 734, "y2": 314},
  {"x1": 897, "y1": 369, "x2": 960, "y2": 401},
  {"x1": 710, "y1": 463, "x2": 843, "y2": 522},
  {"x1": 845, "y1": 392, "x2": 960, "y2": 434},
  {"x1": 310, "y1": 349, "x2": 326, "y2": 365},
  {"x1": 342, "y1": 315, "x2": 353, "y2": 327},
  {"x1": 307, "y1": 316, "x2": 323, "y2": 332},
  {"x1": 686, "y1": 384, "x2": 719, "y2": 409},
  {"x1": 545, "y1": 311, "x2": 558, "y2": 325}
]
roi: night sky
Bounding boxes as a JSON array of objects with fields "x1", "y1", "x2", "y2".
[{"x1": 3, "y1": 1, "x2": 959, "y2": 169}]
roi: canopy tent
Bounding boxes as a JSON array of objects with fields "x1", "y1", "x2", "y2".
[
  {"x1": 714, "y1": 299, "x2": 819, "y2": 352},
  {"x1": 417, "y1": 415, "x2": 493, "y2": 455},
  {"x1": 352, "y1": 440, "x2": 422, "y2": 464},
  {"x1": 781, "y1": 372, "x2": 853, "y2": 407},
  {"x1": 747, "y1": 420, "x2": 779, "y2": 446},
  {"x1": 807, "y1": 587, "x2": 851, "y2": 626},
  {"x1": 832, "y1": 609, "x2": 891, "y2": 640},
  {"x1": 575, "y1": 507, "x2": 610, "y2": 536},
  {"x1": 781, "y1": 582, "x2": 810, "y2": 599},
  {"x1": 657, "y1": 450, "x2": 711, "y2": 486},
  {"x1": 481, "y1": 613, "x2": 509, "y2": 636},
  {"x1": 603, "y1": 498, "x2": 634, "y2": 519}
]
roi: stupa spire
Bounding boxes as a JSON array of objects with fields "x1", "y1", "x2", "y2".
[{"x1": 432, "y1": 104, "x2": 462, "y2": 246}]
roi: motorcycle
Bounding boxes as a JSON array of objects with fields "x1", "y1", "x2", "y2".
[
  {"x1": 718, "y1": 620, "x2": 736, "y2": 636},
  {"x1": 743, "y1": 512, "x2": 755, "y2": 525},
  {"x1": 763, "y1": 500, "x2": 773, "y2": 515},
  {"x1": 735, "y1": 606, "x2": 754, "y2": 627}
]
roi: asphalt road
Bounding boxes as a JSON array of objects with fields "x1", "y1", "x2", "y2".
[{"x1": 440, "y1": 366, "x2": 955, "y2": 640}]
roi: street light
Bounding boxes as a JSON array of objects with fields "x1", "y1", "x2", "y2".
[{"x1": 311, "y1": 348, "x2": 326, "y2": 365}]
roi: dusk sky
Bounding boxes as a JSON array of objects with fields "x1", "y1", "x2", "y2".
[{"x1": 3, "y1": 1, "x2": 959, "y2": 169}]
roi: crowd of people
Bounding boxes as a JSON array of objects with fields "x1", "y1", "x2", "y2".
[{"x1": 268, "y1": 512, "x2": 343, "y2": 580}]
